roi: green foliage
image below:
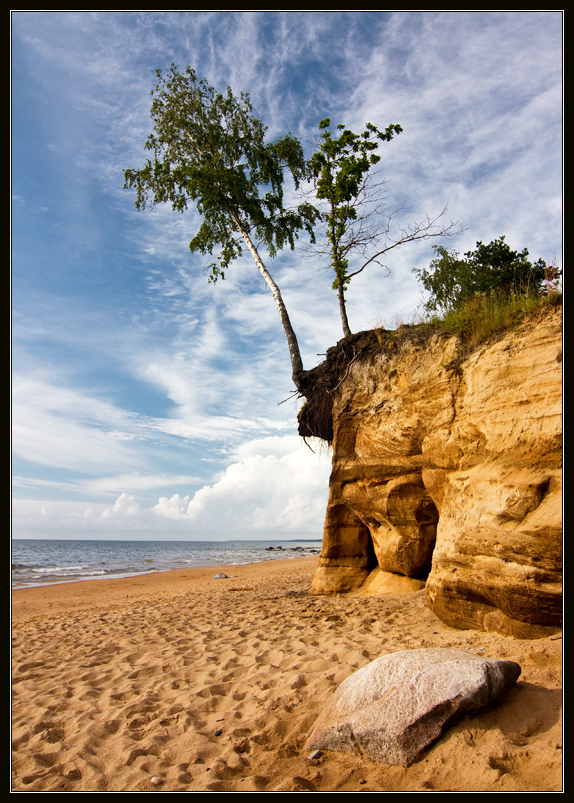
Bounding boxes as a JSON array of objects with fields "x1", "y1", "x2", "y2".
[
  {"x1": 414, "y1": 236, "x2": 551, "y2": 314},
  {"x1": 427, "y1": 290, "x2": 561, "y2": 369},
  {"x1": 441, "y1": 290, "x2": 546, "y2": 337},
  {"x1": 308, "y1": 118, "x2": 403, "y2": 294},
  {"x1": 124, "y1": 64, "x2": 318, "y2": 282},
  {"x1": 306, "y1": 118, "x2": 462, "y2": 338}
]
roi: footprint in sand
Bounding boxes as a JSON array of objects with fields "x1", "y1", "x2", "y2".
[
  {"x1": 128, "y1": 714, "x2": 157, "y2": 731},
  {"x1": 110, "y1": 691, "x2": 130, "y2": 702},
  {"x1": 125, "y1": 652, "x2": 145, "y2": 664},
  {"x1": 17, "y1": 661, "x2": 45, "y2": 673},
  {"x1": 78, "y1": 688, "x2": 101, "y2": 701},
  {"x1": 88, "y1": 720, "x2": 121, "y2": 738},
  {"x1": 35, "y1": 724, "x2": 65, "y2": 744},
  {"x1": 32, "y1": 752, "x2": 61, "y2": 768},
  {"x1": 21, "y1": 772, "x2": 51, "y2": 785},
  {"x1": 196, "y1": 683, "x2": 231, "y2": 699},
  {"x1": 126, "y1": 746, "x2": 159, "y2": 766}
]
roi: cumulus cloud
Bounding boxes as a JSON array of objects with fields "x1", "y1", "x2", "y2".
[
  {"x1": 98, "y1": 492, "x2": 140, "y2": 520},
  {"x1": 14, "y1": 436, "x2": 331, "y2": 539},
  {"x1": 152, "y1": 436, "x2": 331, "y2": 535},
  {"x1": 152, "y1": 493, "x2": 191, "y2": 521}
]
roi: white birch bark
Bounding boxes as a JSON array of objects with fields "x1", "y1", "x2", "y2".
[{"x1": 230, "y1": 213, "x2": 305, "y2": 389}]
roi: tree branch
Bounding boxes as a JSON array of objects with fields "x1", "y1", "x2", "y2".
[{"x1": 347, "y1": 207, "x2": 464, "y2": 279}]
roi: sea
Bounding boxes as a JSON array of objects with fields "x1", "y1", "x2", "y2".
[{"x1": 11, "y1": 539, "x2": 323, "y2": 589}]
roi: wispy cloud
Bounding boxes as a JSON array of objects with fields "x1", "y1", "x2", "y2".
[{"x1": 12, "y1": 375, "x2": 145, "y2": 474}]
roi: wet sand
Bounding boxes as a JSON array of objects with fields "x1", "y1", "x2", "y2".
[{"x1": 12, "y1": 556, "x2": 562, "y2": 791}]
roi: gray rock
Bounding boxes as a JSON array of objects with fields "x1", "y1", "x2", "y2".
[
  {"x1": 213, "y1": 573, "x2": 228, "y2": 579},
  {"x1": 305, "y1": 648, "x2": 521, "y2": 767}
]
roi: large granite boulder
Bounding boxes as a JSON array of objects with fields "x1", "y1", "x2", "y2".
[
  {"x1": 307, "y1": 305, "x2": 562, "y2": 638},
  {"x1": 305, "y1": 648, "x2": 521, "y2": 767}
]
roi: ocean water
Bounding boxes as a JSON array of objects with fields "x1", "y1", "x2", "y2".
[{"x1": 11, "y1": 539, "x2": 322, "y2": 589}]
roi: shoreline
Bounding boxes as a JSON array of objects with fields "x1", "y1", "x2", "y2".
[
  {"x1": 12, "y1": 556, "x2": 562, "y2": 791},
  {"x1": 11, "y1": 540, "x2": 322, "y2": 590},
  {"x1": 12, "y1": 556, "x2": 320, "y2": 609}
]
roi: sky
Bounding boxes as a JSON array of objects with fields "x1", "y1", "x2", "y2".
[{"x1": 12, "y1": 11, "x2": 563, "y2": 540}]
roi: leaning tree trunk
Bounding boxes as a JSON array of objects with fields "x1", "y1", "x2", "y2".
[
  {"x1": 231, "y1": 214, "x2": 306, "y2": 391},
  {"x1": 337, "y1": 282, "x2": 352, "y2": 339}
]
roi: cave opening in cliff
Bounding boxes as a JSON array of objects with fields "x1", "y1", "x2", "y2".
[
  {"x1": 320, "y1": 488, "x2": 440, "y2": 591},
  {"x1": 323, "y1": 503, "x2": 378, "y2": 573},
  {"x1": 414, "y1": 495, "x2": 440, "y2": 580},
  {"x1": 381, "y1": 480, "x2": 440, "y2": 580},
  {"x1": 356, "y1": 519, "x2": 378, "y2": 573}
]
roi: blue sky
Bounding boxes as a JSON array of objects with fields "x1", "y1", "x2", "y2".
[{"x1": 12, "y1": 11, "x2": 562, "y2": 539}]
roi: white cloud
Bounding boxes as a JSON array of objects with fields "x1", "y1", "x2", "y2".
[
  {"x1": 84, "y1": 473, "x2": 200, "y2": 495},
  {"x1": 152, "y1": 493, "x2": 191, "y2": 521},
  {"x1": 98, "y1": 492, "x2": 140, "y2": 519},
  {"x1": 12, "y1": 375, "x2": 146, "y2": 474},
  {"x1": 164, "y1": 436, "x2": 332, "y2": 534},
  {"x1": 13, "y1": 436, "x2": 331, "y2": 539},
  {"x1": 11, "y1": 472, "x2": 199, "y2": 497}
]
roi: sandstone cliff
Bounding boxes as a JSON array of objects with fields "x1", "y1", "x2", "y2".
[{"x1": 302, "y1": 303, "x2": 562, "y2": 638}]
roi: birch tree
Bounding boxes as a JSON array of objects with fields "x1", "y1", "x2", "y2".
[
  {"x1": 124, "y1": 65, "x2": 317, "y2": 391},
  {"x1": 308, "y1": 118, "x2": 463, "y2": 337}
]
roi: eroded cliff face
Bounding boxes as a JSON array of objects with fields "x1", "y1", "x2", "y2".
[{"x1": 307, "y1": 305, "x2": 562, "y2": 639}]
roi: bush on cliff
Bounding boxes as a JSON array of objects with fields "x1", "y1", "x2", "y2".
[{"x1": 414, "y1": 236, "x2": 556, "y2": 315}]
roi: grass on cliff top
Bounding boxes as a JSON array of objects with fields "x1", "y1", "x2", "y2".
[
  {"x1": 427, "y1": 289, "x2": 561, "y2": 349},
  {"x1": 382, "y1": 289, "x2": 562, "y2": 356}
]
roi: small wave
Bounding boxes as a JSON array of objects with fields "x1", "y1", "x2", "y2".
[{"x1": 32, "y1": 564, "x2": 88, "y2": 574}]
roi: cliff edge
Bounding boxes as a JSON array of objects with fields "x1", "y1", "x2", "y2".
[{"x1": 302, "y1": 304, "x2": 562, "y2": 639}]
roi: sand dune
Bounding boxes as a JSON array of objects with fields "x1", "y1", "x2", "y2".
[{"x1": 12, "y1": 557, "x2": 562, "y2": 792}]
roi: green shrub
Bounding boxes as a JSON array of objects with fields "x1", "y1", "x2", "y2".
[{"x1": 414, "y1": 236, "x2": 554, "y2": 315}]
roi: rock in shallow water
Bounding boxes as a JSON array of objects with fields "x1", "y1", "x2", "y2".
[{"x1": 305, "y1": 648, "x2": 521, "y2": 767}]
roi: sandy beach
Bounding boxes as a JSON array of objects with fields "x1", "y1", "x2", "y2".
[{"x1": 12, "y1": 556, "x2": 562, "y2": 792}]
